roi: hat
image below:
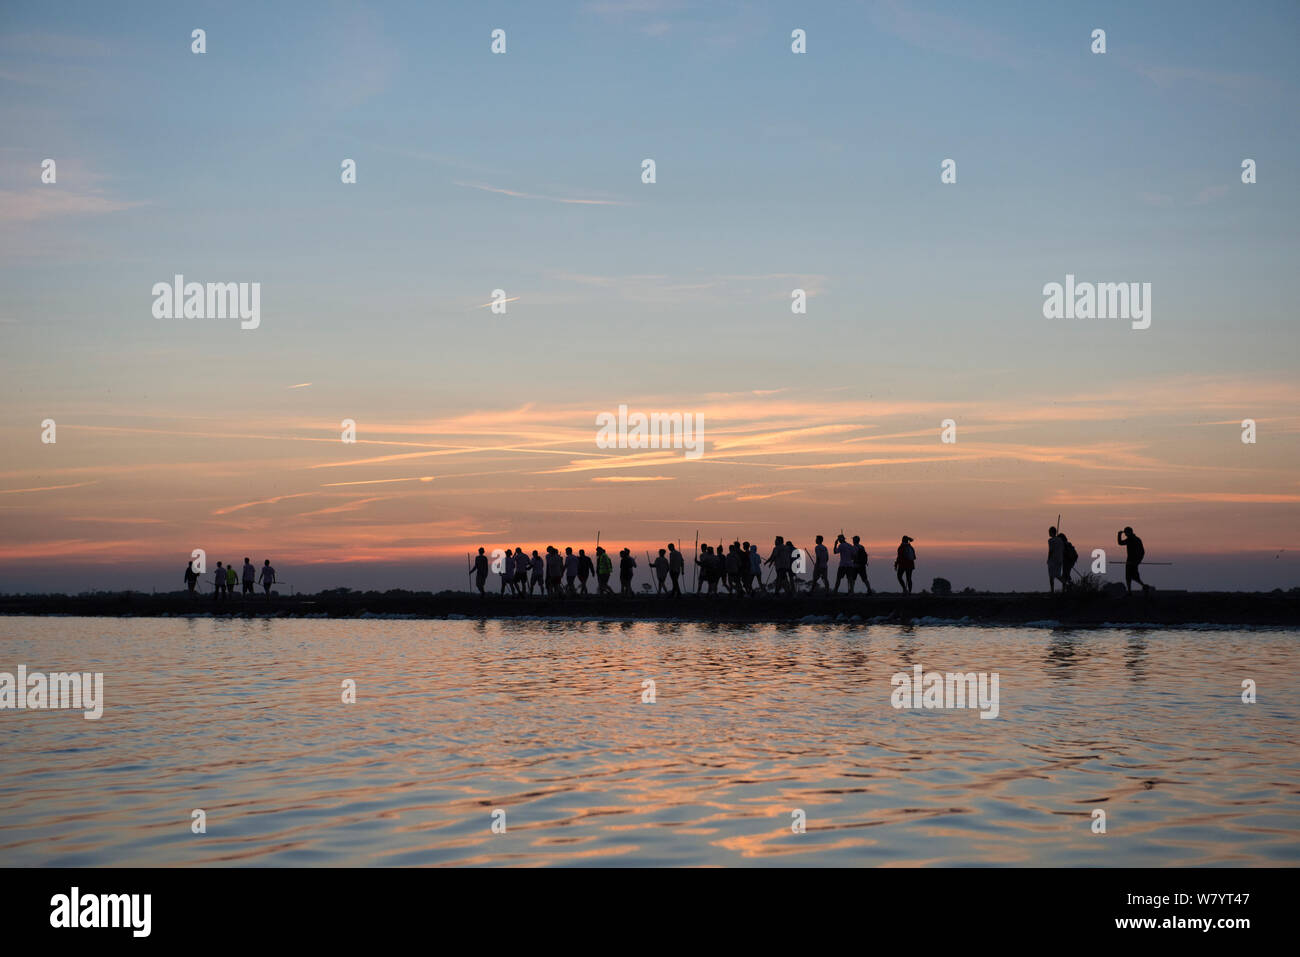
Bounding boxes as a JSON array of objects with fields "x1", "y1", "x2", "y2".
[{"x1": 901, "y1": 535, "x2": 913, "y2": 542}]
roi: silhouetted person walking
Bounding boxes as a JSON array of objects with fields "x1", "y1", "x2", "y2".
[
  {"x1": 895, "y1": 536, "x2": 915, "y2": 594},
  {"x1": 577, "y1": 548, "x2": 593, "y2": 594},
  {"x1": 653, "y1": 549, "x2": 670, "y2": 593},
  {"x1": 242, "y1": 557, "x2": 256, "y2": 597},
  {"x1": 564, "y1": 546, "x2": 579, "y2": 595},
  {"x1": 470, "y1": 547, "x2": 489, "y2": 594},
  {"x1": 545, "y1": 546, "x2": 564, "y2": 596},
  {"x1": 213, "y1": 561, "x2": 226, "y2": 600},
  {"x1": 766, "y1": 537, "x2": 791, "y2": 595},
  {"x1": 667, "y1": 543, "x2": 683, "y2": 596},
  {"x1": 260, "y1": 559, "x2": 276, "y2": 596},
  {"x1": 596, "y1": 546, "x2": 614, "y2": 595},
  {"x1": 184, "y1": 560, "x2": 199, "y2": 595},
  {"x1": 852, "y1": 535, "x2": 872, "y2": 595},
  {"x1": 1118, "y1": 526, "x2": 1150, "y2": 594},
  {"x1": 500, "y1": 549, "x2": 515, "y2": 595},
  {"x1": 807, "y1": 535, "x2": 829, "y2": 594},
  {"x1": 833, "y1": 534, "x2": 856, "y2": 593},
  {"x1": 696, "y1": 545, "x2": 717, "y2": 595},
  {"x1": 1047, "y1": 527, "x2": 1064, "y2": 593},
  {"x1": 619, "y1": 548, "x2": 637, "y2": 595},
  {"x1": 743, "y1": 540, "x2": 759, "y2": 595},
  {"x1": 725, "y1": 543, "x2": 743, "y2": 596},
  {"x1": 1059, "y1": 532, "x2": 1078, "y2": 589},
  {"x1": 511, "y1": 548, "x2": 526, "y2": 593}
]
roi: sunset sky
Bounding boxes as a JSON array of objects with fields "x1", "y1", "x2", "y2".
[{"x1": 2, "y1": 1, "x2": 1297, "y2": 593}]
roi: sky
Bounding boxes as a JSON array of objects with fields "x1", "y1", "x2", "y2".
[{"x1": 1, "y1": 0, "x2": 1298, "y2": 594}]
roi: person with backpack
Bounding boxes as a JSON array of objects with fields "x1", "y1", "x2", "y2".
[
  {"x1": 1117, "y1": 526, "x2": 1150, "y2": 594},
  {"x1": 765, "y1": 536, "x2": 791, "y2": 595},
  {"x1": 1059, "y1": 533, "x2": 1079, "y2": 589},
  {"x1": 564, "y1": 547, "x2": 579, "y2": 595},
  {"x1": 595, "y1": 546, "x2": 615, "y2": 595},
  {"x1": 184, "y1": 560, "x2": 199, "y2": 595},
  {"x1": 619, "y1": 548, "x2": 637, "y2": 595},
  {"x1": 1047, "y1": 526, "x2": 1065, "y2": 593},
  {"x1": 512, "y1": 548, "x2": 527, "y2": 595},
  {"x1": 852, "y1": 535, "x2": 872, "y2": 595},
  {"x1": 545, "y1": 546, "x2": 565, "y2": 597},
  {"x1": 529, "y1": 549, "x2": 544, "y2": 595},
  {"x1": 500, "y1": 549, "x2": 516, "y2": 595},
  {"x1": 706, "y1": 546, "x2": 723, "y2": 594},
  {"x1": 653, "y1": 549, "x2": 671, "y2": 594},
  {"x1": 746, "y1": 542, "x2": 764, "y2": 594},
  {"x1": 833, "y1": 534, "x2": 857, "y2": 593},
  {"x1": 894, "y1": 536, "x2": 916, "y2": 594},
  {"x1": 727, "y1": 542, "x2": 746, "y2": 595},
  {"x1": 696, "y1": 545, "x2": 716, "y2": 595},
  {"x1": 577, "y1": 548, "x2": 594, "y2": 594}
]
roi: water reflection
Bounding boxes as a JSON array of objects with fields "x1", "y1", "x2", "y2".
[{"x1": 0, "y1": 617, "x2": 1295, "y2": 866}]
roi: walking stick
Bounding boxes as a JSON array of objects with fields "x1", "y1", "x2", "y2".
[{"x1": 692, "y1": 529, "x2": 698, "y2": 593}]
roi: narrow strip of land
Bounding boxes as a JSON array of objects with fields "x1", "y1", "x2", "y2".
[{"x1": 1, "y1": 590, "x2": 1296, "y2": 627}]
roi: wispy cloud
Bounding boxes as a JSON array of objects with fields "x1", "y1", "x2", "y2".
[
  {"x1": 1131, "y1": 63, "x2": 1282, "y2": 97},
  {"x1": 455, "y1": 181, "x2": 631, "y2": 206},
  {"x1": 0, "y1": 188, "x2": 143, "y2": 224},
  {"x1": 871, "y1": 0, "x2": 1026, "y2": 69},
  {"x1": 212, "y1": 492, "x2": 315, "y2": 516},
  {"x1": 0, "y1": 480, "x2": 99, "y2": 495},
  {"x1": 320, "y1": 476, "x2": 436, "y2": 488}
]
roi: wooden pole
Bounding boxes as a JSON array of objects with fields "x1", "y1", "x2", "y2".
[{"x1": 692, "y1": 530, "x2": 698, "y2": 593}]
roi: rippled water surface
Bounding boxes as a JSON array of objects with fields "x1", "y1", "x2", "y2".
[{"x1": 1, "y1": 617, "x2": 1296, "y2": 866}]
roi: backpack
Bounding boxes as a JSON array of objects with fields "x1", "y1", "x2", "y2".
[
  {"x1": 1062, "y1": 538, "x2": 1078, "y2": 566},
  {"x1": 854, "y1": 544, "x2": 868, "y2": 566}
]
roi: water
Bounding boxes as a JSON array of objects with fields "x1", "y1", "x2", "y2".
[{"x1": 0, "y1": 616, "x2": 1296, "y2": 866}]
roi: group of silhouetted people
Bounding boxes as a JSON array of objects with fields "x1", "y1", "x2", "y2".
[
  {"x1": 1048, "y1": 525, "x2": 1153, "y2": 594},
  {"x1": 469, "y1": 545, "x2": 661, "y2": 597},
  {"x1": 468, "y1": 525, "x2": 1157, "y2": 599},
  {"x1": 468, "y1": 534, "x2": 921, "y2": 597},
  {"x1": 185, "y1": 557, "x2": 277, "y2": 599}
]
